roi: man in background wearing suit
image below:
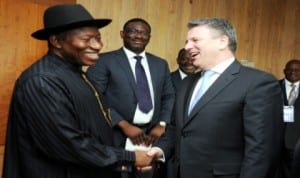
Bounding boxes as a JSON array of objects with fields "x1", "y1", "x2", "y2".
[
  {"x1": 279, "y1": 59, "x2": 300, "y2": 178},
  {"x1": 291, "y1": 139, "x2": 300, "y2": 178},
  {"x1": 171, "y1": 48, "x2": 196, "y2": 91},
  {"x1": 87, "y1": 18, "x2": 175, "y2": 178},
  {"x1": 148, "y1": 18, "x2": 283, "y2": 178}
]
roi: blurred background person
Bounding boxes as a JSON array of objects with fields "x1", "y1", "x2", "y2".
[
  {"x1": 278, "y1": 59, "x2": 300, "y2": 178},
  {"x1": 170, "y1": 48, "x2": 197, "y2": 91}
]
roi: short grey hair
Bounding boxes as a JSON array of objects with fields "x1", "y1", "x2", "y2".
[{"x1": 187, "y1": 18, "x2": 237, "y2": 53}]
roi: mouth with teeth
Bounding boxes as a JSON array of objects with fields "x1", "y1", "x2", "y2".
[{"x1": 191, "y1": 52, "x2": 200, "y2": 58}]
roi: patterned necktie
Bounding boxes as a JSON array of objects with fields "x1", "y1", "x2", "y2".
[
  {"x1": 288, "y1": 83, "x2": 297, "y2": 105},
  {"x1": 188, "y1": 70, "x2": 215, "y2": 115},
  {"x1": 134, "y1": 56, "x2": 153, "y2": 113}
]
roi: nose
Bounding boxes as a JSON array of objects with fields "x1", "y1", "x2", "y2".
[
  {"x1": 134, "y1": 32, "x2": 146, "y2": 39},
  {"x1": 185, "y1": 40, "x2": 192, "y2": 51}
]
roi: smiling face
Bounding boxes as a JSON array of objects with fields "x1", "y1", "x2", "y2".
[
  {"x1": 177, "y1": 49, "x2": 196, "y2": 74},
  {"x1": 51, "y1": 26, "x2": 102, "y2": 66},
  {"x1": 185, "y1": 25, "x2": 226, "y2": 70},
  {"x1": 284, "y1": 60, "x2": 300, "y2": 83},
  {"x1": 120, "y1": 21, "x2": 151, "y2": 54}
]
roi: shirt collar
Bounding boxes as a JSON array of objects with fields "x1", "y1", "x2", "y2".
[
  {"x1": 122, "y1": 47, "x2": 146, "y2": 59},
  {"x1": 178, "y1": 69, "x2": 188, "y2": 79},
  {"x1": 210, "y1": 57, "x2": 235, "y2": 74},
  {"x1": 285, "y1": 79, "x2": 300, "y2": 86}
]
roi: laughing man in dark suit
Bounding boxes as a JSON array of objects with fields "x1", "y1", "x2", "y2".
[
  {"x1": 148, "y1": 18, "x2": 283, "y2": 178},
  {"x1": 278, "y1": 59, "x2": 300, "y2": 178}
]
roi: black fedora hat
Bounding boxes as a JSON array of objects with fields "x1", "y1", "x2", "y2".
[{"x1": 31, "y1": 4, "x2": 112, "y2": 40}]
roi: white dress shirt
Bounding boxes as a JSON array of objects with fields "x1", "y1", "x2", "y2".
[
  {"x1": 189, "y1": 57, "x2": 235, "y2": 108},
  {"x1": 285, "y1": 79, "x2": 300, "y2": 99},
  {"x1": 123, "y1": 47, "x2": 154, "y2": 124}
]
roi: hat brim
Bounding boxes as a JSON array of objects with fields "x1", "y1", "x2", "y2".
[{"x1": 31, "y1": 19, "x2": 112, "y2": 40}]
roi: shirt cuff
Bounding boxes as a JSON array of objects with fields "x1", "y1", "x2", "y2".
[{"x1": 151, "y1": 147, "x2": 165, "y2": 162}]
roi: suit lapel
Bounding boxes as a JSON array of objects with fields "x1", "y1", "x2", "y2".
[
  {"x1": 294, "y1": 83, "x2": 300, "y2": 104},
  {"x1": 174, "y1": 70, "x2": 182, "y2": 82},
  {"x1": 116, "y1": 51, "x2": 157, "y2": 100},
  {"x1": 279, "y1": 80, "x2": 288, "y2": 105},
  {"x1": 297, "y1": 85, "x2": 300, "y2": 102},
  {"x1": 186, "y1": 61, "x2": 240, "y2": 122},
  {"x1": 146, "y1": 53, "x2": 158, "y2": 97},
  {"x1": 179, "y1": 72, "x2": 201, "y2": 127},
  {"x1": 115, "y1": 48, "x2": 137, "y2": 91}
]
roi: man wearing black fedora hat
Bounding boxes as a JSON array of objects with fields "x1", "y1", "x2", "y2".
[{"x1": 2, "y1": 4, "x2": 153, "y2": 178}]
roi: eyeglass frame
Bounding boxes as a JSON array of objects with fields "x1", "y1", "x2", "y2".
[{"x1": 124, "y1": 28, "x2": 151, "y2": 37}]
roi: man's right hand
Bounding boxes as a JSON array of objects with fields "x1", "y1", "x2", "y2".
[
  {"x1": 134, "y1": 150, "x2": 153, "y2": 168},
  {"x1": 136, "y1": 148, "x2": 164, "y2": 172},
  {"x1": 118, "y1": 120, "x2": 148, "y2": 145}
]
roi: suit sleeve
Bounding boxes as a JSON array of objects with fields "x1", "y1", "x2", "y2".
[
  {"x1": 156, "y1": 60, "x2": 176, "y2": 124},
  {"x1": 240, "y1": 73, "x2": 284, "y2": 178},
  {"x1": 13, "y1": 75, "x2": 135, "y2": 169}
]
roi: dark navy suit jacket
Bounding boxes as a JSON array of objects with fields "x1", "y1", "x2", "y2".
[
  {"x1": 171, "y1": 69, "x2": 182, "y2": 92},
  {"x1": 157, "y1": 60, "x2": 283, "y2": 178},
  {"x1": 279, "y1": 79, "x2": 300, "y2": 149}
]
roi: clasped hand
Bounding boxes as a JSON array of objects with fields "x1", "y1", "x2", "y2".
[
  {"x1": 119, "y1": 120, "x2": 165, "y2": 171},
  {"x1": 134, "y1": 148, "x2": 164, "y2": 172},
  {"x1": 123, "y1": 123, "x2": 165, "y2": 146}
]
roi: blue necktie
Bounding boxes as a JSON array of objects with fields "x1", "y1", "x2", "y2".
[
  {"x1": 134, "y1": 56, "x2": 153, "y2": 113},
  {"x1": 188, "y1": 70, "x2": 215, "y2": 114}
]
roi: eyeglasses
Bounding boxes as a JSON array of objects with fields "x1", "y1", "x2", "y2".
[{"x1": 125, "y1": 28, "x2": 150, "y2": 37}]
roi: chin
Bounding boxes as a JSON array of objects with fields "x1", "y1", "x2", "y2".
[{"x1": 83, "y1": 60, "x2": 97, "y2": 66}]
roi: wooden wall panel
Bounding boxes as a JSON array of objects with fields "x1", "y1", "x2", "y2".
[
  {"x1": 0, "y1": 0, "x2": 44, "y2": 146},
  {"x1": 0, "y1": 0, "x2": 75, "y2": 144},
  {"x1": 77, "y1": 0, "x2": 193, "y2": 72},
  {"x1": 1, "y1": 0, "x2": 300, "y2": 174},
  {"x1": 0, "y1": 0, "x2": 75, "y2": 175},
  {"x1": 77, "y1": 0, "x2": 300, "y2": 80}
]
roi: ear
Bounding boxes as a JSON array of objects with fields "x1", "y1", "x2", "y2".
[
  {"x1": 49, "y1": 35, "x2": 62, "y2": 49},
  {"x1": 218, "y1": 35, "x2": 229, "y2": 50},
  {"x1": 120, "y1": 31, "x2": 124, "y2": 39}
]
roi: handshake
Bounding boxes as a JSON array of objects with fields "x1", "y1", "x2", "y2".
[
  {"x1": 119, "y1": 120, "x2": 167, "y2": 171},
  {"x1": 134, "y1": 147, "x2": 164, "y2": 172}
]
